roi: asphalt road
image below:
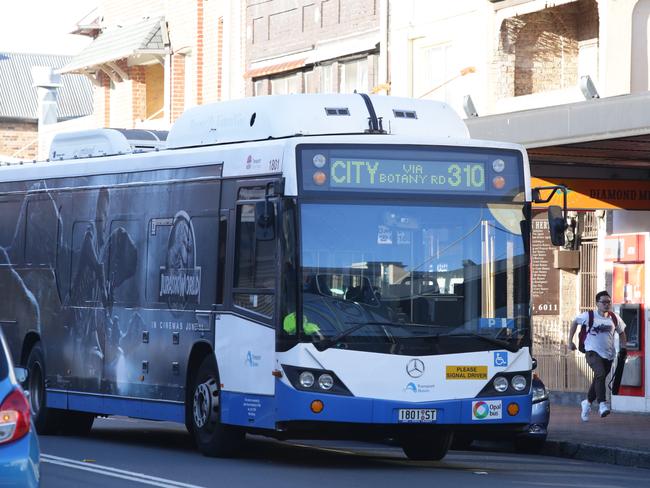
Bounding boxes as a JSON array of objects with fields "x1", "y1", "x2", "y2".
[{"x1": 39, "y1": 417, "x2": 647, "y2": 488}]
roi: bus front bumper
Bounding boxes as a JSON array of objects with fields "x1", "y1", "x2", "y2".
[{"x1": 274, "y1": 380, "x2": 532, "y2": 428}]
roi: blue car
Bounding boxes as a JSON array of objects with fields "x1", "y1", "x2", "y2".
[{"x1": 0, "y1": 330, "x2": 40, "y2": 487}]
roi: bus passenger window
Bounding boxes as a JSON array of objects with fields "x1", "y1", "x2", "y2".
[
  {"x1": 216, "y1": 214, "x2": 227, "y2": 304},
  {"x1": 25, "y1": 198, "x2": 60, "y2": 266},
  {"x1": 233, "y1": 202, "x2": 276, "y2": 317}
]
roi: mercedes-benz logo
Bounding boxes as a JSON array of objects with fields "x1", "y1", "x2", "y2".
[{"x1": 406, "y1": 359, "x2": 425, "y2": 378}]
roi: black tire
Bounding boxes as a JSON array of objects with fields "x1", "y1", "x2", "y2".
[
  {"x1": 26, "y1": 342, "x2": 60, "y2": 435},
  {"x1": 451, "y1": 433, "x2": 474, "y2": 450},
  {"x1": 514, "y1": 435, "x2": 547, "y2": 454},
  {"x1": 59, "y1": 411, "x2": 95, "y2": 436},
  {"x1": 401, "y1": 431, "x2": 453, "y2": 461},
  {"x1": 189, "y1": 355, "x2": 244, "y2": 457}
]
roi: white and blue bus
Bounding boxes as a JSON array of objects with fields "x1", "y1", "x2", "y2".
[{"x1": 0, "y1": 94, "x2": 563, "y2": 460}]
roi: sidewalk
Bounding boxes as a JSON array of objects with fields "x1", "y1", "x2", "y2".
[{"x1": 542, "y1": 399, "x2": 650, "y2": 469}]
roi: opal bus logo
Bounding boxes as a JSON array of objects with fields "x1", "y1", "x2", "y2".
[
  {"x1": 472, "y1": 401, "x2": 490, "y2": 419},
  {"x1": 471, "y1": 400, "x2": 503, "y2": 420},
  {"x1": 159, "y1": 211, "x2": 201, "y2": 308}
]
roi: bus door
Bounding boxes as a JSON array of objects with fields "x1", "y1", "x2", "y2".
[{"x1": 214, "y1": 179, "x2": 280, "y2": 398}]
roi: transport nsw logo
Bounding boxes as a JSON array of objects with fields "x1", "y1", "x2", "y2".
[{"x1": 159, "y1": 211, "x2": 202, "y2": 308}]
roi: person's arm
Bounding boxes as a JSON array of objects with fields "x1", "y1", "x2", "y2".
[
  {"x1": 568, "y1": 318, "x2": 579, "y2": 351},
  {"x1": 615, "y1": 313, "x2": 627, "y2": 351},
  {"x1": 619, "y1": 329, "x2": 627, "y2": 351}
]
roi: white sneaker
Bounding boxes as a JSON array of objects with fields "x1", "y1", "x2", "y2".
[
  {"x1": 580, "y1": 399, "x2": 591, "y2": 421},
  {"x1": 599, "y1": 402, "x2": 611, "y2": 418}
]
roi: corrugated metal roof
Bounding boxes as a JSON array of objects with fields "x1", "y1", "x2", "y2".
[
  {"x1": 60, "y1": 17, "x2": 168, "y2": 74},
  {"x1": 0, "y1": 52, "x2": 93, "y2": 121}
]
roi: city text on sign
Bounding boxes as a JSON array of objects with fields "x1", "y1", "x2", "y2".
[{"x1": 329, "y1": 159, "x2": 486, "y2": 192}]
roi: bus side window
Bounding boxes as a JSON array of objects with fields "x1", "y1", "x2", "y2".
[
  {"x1": 107, "y1": 220, "x2": 141, "y2": 305},
  {"x1": 145, "y1": 217, "x2": 170, "y2": 305},
  {"x1": 233, "y1": 202, "x2": 276, "y2": 318},
  {"x1": 25, "y1": 197, "x2": 60, "y2": 267},
  {"x1": 70, "y1": 220, "x2": 102, "y2": 306},
  {"x1": 0, "y1": 198, "x2": 22, "y2": 255},
  {"x1": 188, "y1": 216, "x2": 219, "y2": 308},
  {"x1": 216, "y1": 213, "x2": 228, "y2": 305}
]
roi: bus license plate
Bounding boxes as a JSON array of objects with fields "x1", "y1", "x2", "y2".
[{"x1": 398, "y1": 409, "x2": 437, "y2": 423}]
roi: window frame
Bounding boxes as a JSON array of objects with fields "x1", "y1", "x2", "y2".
[{"x1": 230, "y1": 187, "x2": 280, "y2": 325}]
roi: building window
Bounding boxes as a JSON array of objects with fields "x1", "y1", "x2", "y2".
[
  {"x1": 253, "y1": 79, "x2": 265, "y2": 96},
  {"x1": 270, "y1": 72, "x2": 301, "y2": 94},
  {"x1": 411, "y1": 41, "x2": 453, "y2": 103},
  {"x1": 321, "y1": 63, "x2": 336, "y2": 92},
  {"x1": 145, "y1": 64, "x2": 164, "y2": 120},
  {"x1": 339, "y1": 58, "x2": 368, "y2": 93}
]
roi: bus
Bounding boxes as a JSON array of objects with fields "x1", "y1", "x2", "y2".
[{"x1": 0, "y1": 94, "x2": 564, "y2": 461}]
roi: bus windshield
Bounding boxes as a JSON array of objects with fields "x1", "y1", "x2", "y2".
[{"x1": 298, "y1": 201, "x2": 530, "y2": 355}]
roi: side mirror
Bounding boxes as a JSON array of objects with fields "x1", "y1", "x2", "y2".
[
  {"x1": 13, "y1": 366, "x2": 28, "y2": 384},
  {"x1": 548, "y1": 205, "x2": 566, "y2": 246},
  {"x1": 255, "y1": 201, "x2": 275, "y2": 241}
]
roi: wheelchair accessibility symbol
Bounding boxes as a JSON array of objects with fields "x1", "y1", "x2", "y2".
[{"x1": 494, "y1": 352, "x2": 508, "y2": 367}]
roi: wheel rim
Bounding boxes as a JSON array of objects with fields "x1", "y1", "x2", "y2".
[
  {"x1": 193, "y1": 378, "x2": 219, "y2": 429},
  {"x1": 28, "y1": 362, "x2": 44, "y2": 417}
]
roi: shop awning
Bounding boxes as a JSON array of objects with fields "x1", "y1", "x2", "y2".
[
  {"x1": 465, "y1": 92, "x2": 650, "y2": 170},
  {"x1": 244, "y1": 59, "x2": 307, "y2": 79}
]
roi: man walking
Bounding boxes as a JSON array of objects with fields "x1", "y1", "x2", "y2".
[{"x1": 568, "y1": 291, "x2": 627, "y2": 421}]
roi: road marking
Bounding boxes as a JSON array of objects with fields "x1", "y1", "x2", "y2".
[
  {"x1": 41, "y1": 454, "x2": 205, "y2": 488},
  {"x1": 517, "y1": 482, "x2": 627, "y2": 488}
]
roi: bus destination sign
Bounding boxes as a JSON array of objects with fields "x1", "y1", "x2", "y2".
[{"x1": 328, "y1": 158, "x2": 485, "y2": 192}]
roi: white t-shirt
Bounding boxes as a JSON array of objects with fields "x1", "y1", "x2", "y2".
[{"x1": 575, "y1": 311, "x2": 626, "y2": 360}]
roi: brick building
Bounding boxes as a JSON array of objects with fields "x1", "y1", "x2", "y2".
[
  {"x1": 244, "y1": 0, "x2": 381, "y2": 96},
  {"x1": 388, "y1": 0, "x2": 604, "y2": 116},
  {"x1": 60, "y1": 0, "x2": 244, "y2": 130}
]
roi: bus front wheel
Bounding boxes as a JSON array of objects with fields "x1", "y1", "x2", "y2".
[
  {"x1": 401, "y1": 431, "x2": 453, "y2": 461},
  {"x1": 189, "y1": 355, "x2": 244, "y2": 457}
]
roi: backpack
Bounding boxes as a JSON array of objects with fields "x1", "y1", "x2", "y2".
[{"x1": 578, "y1": 310, "x2": 618, "y2": 353}]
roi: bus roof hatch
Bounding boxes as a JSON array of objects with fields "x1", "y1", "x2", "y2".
[{"x1": 49, "y1": 128, "x2": 168, "y2": 161}]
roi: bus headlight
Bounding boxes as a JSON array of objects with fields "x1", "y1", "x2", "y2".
[
  {"x1": 318, "y1": 374, "x2": 334, "y2": 390},
  {"x1": 493, "y1": 376, "x2": 508, "y2": 393},
  {"x1": 299, "y1": 371, "x2": 315, "y2": 388},
  {"x1": 282, "y1": 365, "x2": 353, "y2": 396},
  {"x1": 511, "y1": 375, "x2": 527, "y2": 391}
]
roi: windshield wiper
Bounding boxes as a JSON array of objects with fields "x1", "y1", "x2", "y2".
[
  {"x1": 442, "y1": 332, "x2": 519, "y2": 353},
  {"x1": 315, "y1": 321, "x2": 405, "y2": 351}
]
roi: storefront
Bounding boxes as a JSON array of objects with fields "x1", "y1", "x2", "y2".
[{"x1": 466, "y1": 92, "x2": 650, "y2": 412}]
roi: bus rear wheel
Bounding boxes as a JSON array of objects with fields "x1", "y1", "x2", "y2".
[
  {"x1": 26, "y1": 342, "x2": 60, "y2": 435},
  {"x1": 189, "y1": 355, "x2": 244, "y2": 457},
  {"x1": 401, "y1": 431, "x2": 453, "y2": 461}
]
